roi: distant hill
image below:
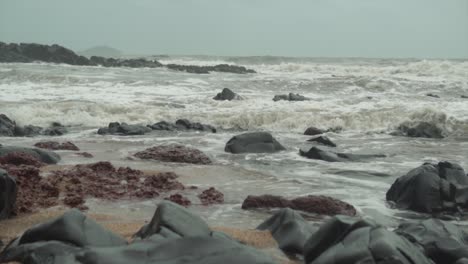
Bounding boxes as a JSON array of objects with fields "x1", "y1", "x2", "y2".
[{"x1": 79, "y1": 46, "x2": 123, "y2": 58}]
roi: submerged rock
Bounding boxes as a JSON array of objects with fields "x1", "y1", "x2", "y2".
[
  {"x1": 257, "y1": 208, "x2": 317, "y2": 255},
  {"x1": 34, "y1": 141, "x2": 80, "y2": 151},
  {"x1": 299, "y1": 146, "x2": 385, "y2": 162},
  {"x1": 273, "y1": 93, "x2": 309, "y2": 102},
  {"x1": 98, "y1": 122, "x2": 152, "y2": 136},
  {"x1": 386, "y1": 161, "x2": 468, "y2": 214},
  {"x1": 242, "y1": 194, "x2": 356, "y2": 216},
  {"x1": 213, "y1": 88, "x2": 243, "y2": 101},
  {"x1": 303, "y1": 126, "x2": 324, "y2": 136},
  {"x1": 307, "y1": 136, "x2": 336, "y2": 147},
  {"x1": 0, "y1": 145, "x2": 60, "y2": 164},
  {"x1": 303, "y1": 216, "x2": 433, "y2": 264},
  {"x1": 166, "y1": 63, "x2": 256, "y2": 74},
  {"x1": 134, "y1": 144, "x2": 212, "y2": 165},
  {"x1": 225, "y1": 132, "x2": 286, "y2": 154},
  {"x1": 395, "y1": 121, "x2": 444, "y2": 138},
  {"x1": 148, "y1": 119, "x2": 216, "y2": 133},
  {"x1": 0, "y1": 169, "x2": 17, "y2": 220}
]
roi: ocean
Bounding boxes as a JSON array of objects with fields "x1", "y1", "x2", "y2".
[{"x1": 1, "y1": 56, "x2": 467, "y2": 227}]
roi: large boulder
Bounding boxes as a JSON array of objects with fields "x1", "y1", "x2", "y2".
[
  {"x1": 242, "y1": 194, "x2": 356, "y2": 216},
  {"x1": 97, "y1": 122, "x2": 152, "y2": 136},
  {"x1": 386, "y1": 161, "x2": 468, "y2": 214},
  {"x1": 273, "y1": 93, "x2": 309, "y2": 102},
  {"x1": 0, "y1": 114, "x2": 16, "y2": 136},
  {"x1": 213, "y1": 88, "x2": 243, "y2": 101},
  {"x1": 225, "y1": 132, "x2": 286, "y2": 154},
  {"x1": 395, "y1": 121, "x2": 444, "y2": 138},
  {"x1": 303, "y1": 216, "x2": 433, "y2": 264},
  {"x1": 396, "y1": 219, "x2": 468, "y2": 264},
  {"x1": 0, "y1": 145, "x2": 60, "y2": 164},
  {"x1": 134, "y1": 144, "x2": 212, "y2": 165},
  {"x1": 257, "y1": 208, "x2": 317, "y2": 255},
  {"x1": 299, "y1": 146, "x2": 385, "y2": 162},
  {"x1": 0, "y1": 169, "x2": 16, "y2": 220},
  {"x1": 133, "y1": 201, "x2": 212, "y2": 239},
  {"x1": 303, "y1": 127, "x2": 324, "y2": 136}
]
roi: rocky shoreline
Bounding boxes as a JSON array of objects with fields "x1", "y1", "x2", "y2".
[{"x1": 0, "y1": 42, "x2": 256, "y2": 74}]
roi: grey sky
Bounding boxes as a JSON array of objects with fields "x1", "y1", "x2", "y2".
[{"x1": 1, "y1": 0, "x2": 467, "y2": 58}]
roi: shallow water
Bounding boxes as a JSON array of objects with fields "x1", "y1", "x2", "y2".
[{"x1": 1, "y1": 57, "x2": 467, "y2": 228}]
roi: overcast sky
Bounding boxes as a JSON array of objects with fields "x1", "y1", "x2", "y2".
[{"x1": 1, "y1": 0, "x2": 467, "y2": 58}]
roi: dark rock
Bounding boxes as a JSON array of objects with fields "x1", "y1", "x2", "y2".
[
  {"x1": 0, "y1": 152, "x2": 45, "y2": 167},
  {"x1": 303, "y1": 216, "x2": 433, "y2": 264},
  {"x1": 148, "y1": 121, "x2": 178, "y2": 131},
  {"x1": 307, "y1": 136, "x2": 336, "y2": 147},
  {"x1": 134, "y1": 144, "x2": 212, "y2": 165},
  {"x1": 462, "y1": 95, "x2": 468, "y2": 99},
  {"x1": 0, "y1": 169, "x2": 16, "y2": 220},
  {"x1": 134, "y1": 201, "x2": 211, "y2": 239},
  {"x1": 97, "y1": 122, "x2": 152, "y2": 135},
  {"x1": 213, "y1": 88, "x2": 243, "y2": 101},
  {"x1": 42, "y1": 122, "x2": 68, "y2": 136},
  {"x1": 14, "y1": 125, "x2": 43, "y2": 137},
  {"x1": 396, "y1": 218, "x2": 468, "y2": 264},
  {"x1": 303, "y1": 126, "x2": 324, "y2": 136},
  {"x1": 257, "y1": 208, "x2": 317, "y2": 255},
  {"x1": 225, "y1": 132, "x2": 286, "y2": 154},
  {"x1": 2, "y1": 209, "x2": 126, "y2": 251},
  {"x1": 242, "y1": 194, "x2": 356, "y2": 216},
  {"x1": 34, "y1": 141, "x2": 80, "y2": 151},
  {"x1": 0, "y1": 145, "x2": 60, "y2": 164},
  {"x1": 426, "y1": 93, "x2": 440, "y2": 98},
  {"x1": 164, "y1": 194, "x2": 191, "y2": 207},
  {"x1": 299, "y1": 146, "x2": 385, "y2": 162},
  {"x1": 386, "y1": 161, "x2": 468, "y2": 214},
  {"x1": 0, "y1": 114, "x2": 16, "y2": 136},
  {"x1": 89, "y1": 56, "x2": 162, "y2": 68},
  {"x1": 396, "y1": 121, "x2": 444, "y2": 138},
  {"x1": 166, "y1": 64, "x2": 255, "y2": 74},
  {"x1": 175, "y1": 119, "x2": 216, "y2": 133},
  {"x1": 75, "y1": 152, "x2": 93, "y2": 158},
  {"x1": 198, "y1": 187, "x2": 224, "y2": 205},
  {"x1": 273, "y1": 93, "x2": 309, "y2": 102}
]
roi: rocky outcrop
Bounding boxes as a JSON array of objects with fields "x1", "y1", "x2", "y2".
[
  {"x1": 242, "y1": 194, "x2": 356, "y2": 216},
  {"x1": 166, "y1": 64, "x2": 256, "y2": 74},
  {"x1": 307, "y1": 136, "x2": 336, "y2": 147},
  {"x1": 303, "y1": 126, "x2": 324, "y2": 136},
  {"x1": 0, "y1": 114, "x2": 16, "y2": 136},
  {"x1": 396, "y1": 218, "x2": 468, "y2": 264},
  {"x1": 303, "y1": 216, "x2": 433, "y2": 264},
  {"x1": 134, "y1": 144, "x2": 212, "y2": 165},
  {"x1": 89, "y1": 56, "x2": 162, "y2": 68},
  {"x1": 225, "y1": 132, "x2": 286, "y2": 154},
  {"x1": 0, "y1": 169, "x2": 16, "y2": 220},
  {"x1": 34, "y1": 141, "x2": 80, "y2": 151},
  {"x1": 273, "y1": 93, "x2": 309, "y2": 102},
  {"x1": 97, "y1": 122, "x2": 152, "y2": 136},
  {"x1": 149, "y1": 119, "x2": 216, "y2": 133},
  {"x1": 257, "y1": 208, "x2": 317, "y2": 255},
  {"x1": 0, "y1": 145, "x2": 60, "y2": 164},
  {"x1": 299, "y1": 146, "x2": 385, "y2": 162},
  {"x1": 395, "y1": 121, "x2": 444, "y2": 138},
  {"x1": 386, "y1": 161, "x2": 468, "y2": 214},
  {"x1": 213, "y1": 88, "x2": 243, "y2": 101},
  {"x1": 0, "y1": 114, "x2": 68, "y2": 137},
  {"x1": 198, "y1": 187, "x2": 224, "y2": 205}
]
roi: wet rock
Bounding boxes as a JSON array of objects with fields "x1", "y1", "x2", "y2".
[
  {"x1": 242, "y1": 194, "x2": 356, "y2": 216},
  {"x1": 148, "y1": 121, "x2": 178, "y2": 131},
  {"x1": 462, "y1": 95, "x2": 468, "y2": 99},
  {"x1": 166, "y1": 64, "x2": 256, "y2": 74},
  {"x1": 299, "y1": 146, "x2": 385, "y2": 162},
  {"x1": 0, "y1": 114, "x2": 16, "y2": 136},
  {"x1": 257, "y1": 208, "x2": 317, "y2": 255},
  {"x1": 395, "y1": 121, "x2": 444, "y2": 138},
  {"x1": 164, "y1": 194, "x2": 191, "y2": 207},
  {"x1": 396, "y1": 218, "x2": 468, "y2": 264},
  {"x1": 273, "y1": 93, "x2": 309, "y2": 102},
  {"x1": 175, "y1": 119, "x2": 217, "y2": 133},
  {"x1": 90, "y1": 56, "x2": 163, "y2": 68},
  {"x1": 0, "y1": 114, "x2": 69, "y2": 137},
  {"x1": 307, "y1": 136, "x2": 336, "y2": 147},
  {"x1": 213, "y1": 88, "x2": 243, "y2": 101},
  {"x1": 303, "y1": 126, "x2": 324, "y2": 136},
  {"x1": 198, "y1": 187, "x2": 224, "y2": 205},
  {"x1": 97, "y1": 122, "x2": 152, "y2": 135},
  {"x1": 303, "y1": 216, "x2": 433, "y2": 264},
  {"x1": 34, "y1": 141, "x2": 80, "y2": 151},
  {"x1": 0, "y1": 152, "x2": 45, "y2": 167},
  {"x1": 225, "y1": 132, "x2": 286, "y2": 154},
  {"x1": 0, "y1": 169, "x2": 17, "y2": 220},
  {"x1": 134, "y1": 201, "x2": 211, "y2": 239},
  {"x1": 0, "y1": 145, "x2": 60, "y2": 164},
  {"x1": 386, "y1": 161, "x2": 468, "y2": 214},
  {"x1": 42, "y1": 122, "x2": 68, "y2": 136},
  {"x1": 426, "y1": 93, "x2": 440, "y2": 98},
  {"x1": 134, "y1": 144, "x2": 212, "y2": 165},
  {"x1": 75, "y1": 152, "x2": 93, "y2": 158}
]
